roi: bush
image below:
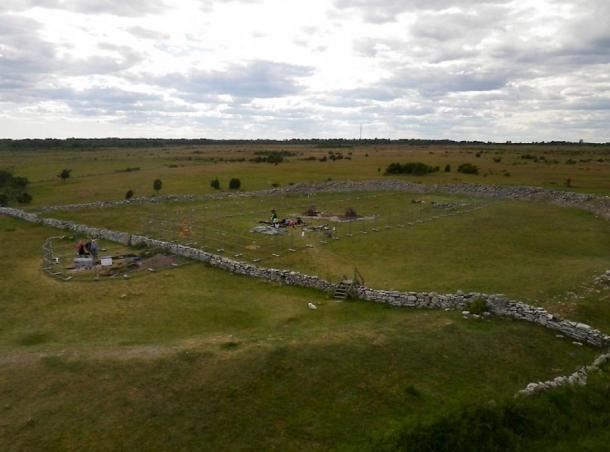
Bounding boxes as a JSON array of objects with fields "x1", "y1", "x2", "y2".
[
  {"x1": 153, "y1": 178, "x2": 162, "y2": 194},
  {"x1": 250, "y1": 151, "x2": 285, "y2": 164},
  {"x1": 125, "y1": 189, "x2": 134, "y2": 200},
  {"x1": 210, "y1": 178, "x2": 220, "y2": 190},
  {"x1": 0, "y1": 170, "x2": 32, "y2": 205},
  {"x1": 385, "y1": 162, "x2": 439, "y2": 176},
  {"x1": 57, "y1": 168, "x2": 72, "y2": 181},
  {"x1": 16, "y1": 192, "x2": 32, "y2": 204},
  {"x1": 457, "y1": 163, "x2": 479, "y2": 175},
  {"x1": 372, "y1": 371, "x2": 610, "y2": 452},
  {"x1": 467, "y1": 298, "x2": 488, "y2": 315},
  {"x1": 229, "y1": 178, "x2": 241, "y2": 190}
]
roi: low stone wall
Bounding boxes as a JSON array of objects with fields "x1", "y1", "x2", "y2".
[
  {"x1": 2, "y1": 205, "x2": 609, "y2": 350},
  {"x1": 32, "y1": 179, "x2": 610, "y2": 219},
  {"x1": 517, "y1": 352, "x2": 610, "y2": 396}
]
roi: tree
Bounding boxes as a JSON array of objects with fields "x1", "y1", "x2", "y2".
[
  {"x1": 125, "y1": 189, "x2": 134, "y2": 200},
  {"x1": 153, "y1": 179, "x2": 162, "y2": 194},
  {"x1": 58, "y1": 168, "x2": 72, "y2": 181},
  {"x1": 444, "y1": 164, "x2": 451, "y2": 172},
  {"x1": 229, "y1": 178, "x2": 241, "y2": 190},
  {"x1": 210, "y1": 178, "x2": 220, "y2": 190}
]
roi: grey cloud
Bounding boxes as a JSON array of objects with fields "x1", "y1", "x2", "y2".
[
  {"x1": 0, "y1": 15, "x2": 56, "y2": 92},
  {"x1": 0, "y1": 0, "x2": 168, "y2": 16},
  {"x1": 0, "y1": 14, "x2": 145, "y2": 103},
  {"x1": 154, "y1": 61, "x2": 314, "y2": 100},
  {"x1": 126, "y1": 26, "x2": 169, "y2": 40},
  {"x1": 334, "y1": 0, "x2": 510, "y2": 23}
]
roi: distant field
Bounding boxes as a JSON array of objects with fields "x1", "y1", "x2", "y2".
[{"x1": 1, "y1": 143, "x2": 609, "y2": 208}]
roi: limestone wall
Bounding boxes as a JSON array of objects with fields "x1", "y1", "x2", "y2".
[{"x1": 32, "y1": 180, "x2": 610, "y2": 219}]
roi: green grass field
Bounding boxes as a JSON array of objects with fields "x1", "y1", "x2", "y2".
[
  {"x1": 0, "y1": 217, "x2": 603, "y2": 451},
  {"x1": 50, "y1": 191, "x2": 610, "y2": 316},
  {"x1": 1, "y1": 143, "x2": 609, "y2": 450},
  {"x1": 1, "y1": 143, "x2": 609, "y2": 208}
]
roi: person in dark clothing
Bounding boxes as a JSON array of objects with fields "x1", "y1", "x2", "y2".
[{"x1": 76, "y1": 240, "x2": 86, "y2": 256}]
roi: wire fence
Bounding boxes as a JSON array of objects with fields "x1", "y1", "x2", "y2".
[{"x1": 136, "y1": 193, "x2": 495, "y2": 264}]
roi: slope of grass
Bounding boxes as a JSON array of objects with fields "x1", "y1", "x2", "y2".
[{"x1": 0, "y1": 215, "x2": 603, "y2": 451}]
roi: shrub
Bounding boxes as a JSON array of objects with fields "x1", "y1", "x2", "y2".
[
  {"x1": 468, "y1": 298, "x2": 488, "y2": 315},
  {"x1": 444, "y1": 164, "x2": 451, "y2": 172},
  {"x1": 271, "y1": 182, "x2": 280, "y2": 188},
  {"x1": 229, "y1": 178, "x2": 241, "y2": 190},
  {"x1": 125, "y1": 189, "x2": 134, "y2": 200},
  {"x1": 457, "y1": 163, "x2": 479, "y2": 175},
  {"x1": 564, "y1": 178, "x2": 572, "y2": 188},
  {"x1": 385, "y1": 162, "x2": 439, "y2": 176},
  {"x1": 58, "y1": 168, "x2": 72, "y2": 181},
  {"x1": 16, "y1": 192, "x2": 32, "y2": 204},
  {"x1": 493, "y1": 157, "x2": 502, "y2": 163},
  {"x1": 0, "y1": 170, "x2": 32, "y2": 205},
  {"x1": 566, "y1": 159, "x2": 577, "y2": 164},
  {"x1": 153, "y1": 178, "x2": 162, "y2": 194},
  {"x1": 210, "y1": 178, "x2": 220, "y2": 190},
  {"x1": 250, "y1": 151, "x2": 285, "y2": 164}
]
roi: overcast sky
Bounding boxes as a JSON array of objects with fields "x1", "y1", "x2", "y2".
[{"x1": 1, "y1": 0, "x2": 609, "y2": 141}]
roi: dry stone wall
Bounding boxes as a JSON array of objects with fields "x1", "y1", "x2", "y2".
[{"x1": 32, "y1": 180, "x2": 610, "y2": 219}]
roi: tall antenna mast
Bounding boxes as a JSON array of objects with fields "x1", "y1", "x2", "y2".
[{"x1": 359, "y1": 124, "x2": 362, "y2": 140}]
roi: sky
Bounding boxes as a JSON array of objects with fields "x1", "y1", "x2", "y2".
[{"x1": 0, "y1": 0, "x2": 609, "y2": 141}]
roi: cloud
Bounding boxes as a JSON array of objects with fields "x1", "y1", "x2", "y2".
[
  {"x1": 333, "y1": 0, "x2": 511, "y2": 23},
  {"x1": 0, "y1": 15, "x2": 56, "y2": 92},
  {"x1": 0, "y1": 0, "x2": 609, "y2": 141},
  {"x1": 153, "y1": 61, "x2": 314, "y2": 100},
  {"x1": 0, "y1": 0, "x2": 168, "y2": 16},
  {"x1": 126, "y1": 26, "x2": 170, "y2": 40}
]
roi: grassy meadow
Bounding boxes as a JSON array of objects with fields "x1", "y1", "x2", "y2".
[
  {"x1": 50, "y1": 191, "x2": 610, "y2": 317},
  {"x1": 1, "y1": 142, "x2": 609, "y2": 450},
  {"x1": 0, "y1": 216, "x2": 604, "y2": 451},
  {"x1": 0, "y1": 142, "x2": 609, "y2": 208}
]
